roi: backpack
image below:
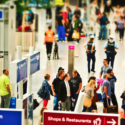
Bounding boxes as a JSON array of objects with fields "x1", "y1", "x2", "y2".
[{"x1": 37, "y1": 85, "x2": 47, "y2": 99}]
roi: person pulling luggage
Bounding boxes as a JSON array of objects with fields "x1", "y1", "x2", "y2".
[
  {"x1": 84, "y1": 35, "x2": 96, "y2": 73},
  {"x1": 44, "y1": 26, "x2": 57, "y2": 60},
  {"x1": 104, "y1": 35, "x2": 119, "y2": 68}
]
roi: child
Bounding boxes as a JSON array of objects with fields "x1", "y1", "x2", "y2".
[{"x1": 38, "y1": 107, "x2": 48, "y2": 125}]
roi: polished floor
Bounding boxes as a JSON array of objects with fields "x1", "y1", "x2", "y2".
[
  {"x1": 32, "y1": 8, "x2": 125, "y2": 125},
  {"x1": 0, "y1": 5, "x2": 124, "y2": 125}
]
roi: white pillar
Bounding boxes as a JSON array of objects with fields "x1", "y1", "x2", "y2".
[
  {"x1": 87, "y1": 0, "x2": 90, "y2": 22},
  {"x1": 74, "y1": 92, "x2": 86, "y2": 113},
  {"x1": 27, "y1": 47, "x2": 34, "y2": 95},
  {"x1": 17, "y1": 46, "x2": 23, "y2": 100},
  {"x1": 52, "y1": 8, "x2": 56, "y2": 33}
]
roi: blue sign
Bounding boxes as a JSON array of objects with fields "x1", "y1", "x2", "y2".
[
  {"x1": 0, "y1": 11, "x2": 3, "y2": 19},
  {"x1": 17, "y1": 59, "x2": 27, "y2": 83},
  {"x1": 30, "y1": 52, "x2": 40, "y2": 75},
  {"x1": 0, "y1": 110, "x2": 22, "y2": 125}
]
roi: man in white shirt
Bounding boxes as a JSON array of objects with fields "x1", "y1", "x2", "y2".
[{"x1": 59, "y1": 73, "x2": 75, "y2": 111}]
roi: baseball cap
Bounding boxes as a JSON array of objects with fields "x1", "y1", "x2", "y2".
[{"x1": 58, "y1": 67, "x2": 64, "y2": 72}]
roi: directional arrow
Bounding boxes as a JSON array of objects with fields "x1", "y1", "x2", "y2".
[{"x1": 107, "y1": 119, "x2": 116, "y2": 125}]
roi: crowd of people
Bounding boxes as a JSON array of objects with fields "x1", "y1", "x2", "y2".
[
  {"x1": 1, "y1": 0, "x2": 125, "y2": 125},
  {"x1": 39, "y1": 64, "x2": 124, "y2": 124},
  {"x1": 41, "y1": 0, "x2": 125, "y2": 125}
]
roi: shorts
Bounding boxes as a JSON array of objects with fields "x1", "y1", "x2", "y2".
[{"x1": 103, "y1": 98, "x2": 110, "y2": 108}]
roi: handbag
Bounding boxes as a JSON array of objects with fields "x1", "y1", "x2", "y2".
[
  {"x1": 83, "y1": 96, "x2": 92, "y2": 108},
  {"x1": 33, "y1": 99, "x2": 43, "y2": 110},
  {"x1": 37, "y1": 85, "x2": 47, "y2": 99},
  {"x1": 82, "y1": 86, "x2": 92, "y2": 108},
  {"x1": 72, "y1": 31, "x2": 80, "y2": 39}
]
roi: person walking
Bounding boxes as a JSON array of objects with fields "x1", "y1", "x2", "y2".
[
  {"x1": 99, "y1": 59, "x2": 112, "y2": 78},
  {"x1": 117, "y1": 16, "x2": 125, "y2": 41},
  {"x1": 84, "y1": 35, "x2": 96, "y2": 73},
  {"x1": 102, "y1": 74, "x2": 111, "y2": 113},
  {"x1": 107, "y1": 69, "x2": 118, "y2": 107},
  {"x1": 99, "y1": 12, "x2": 109, "y2": 40},
  {"x1": 66, "y1": 6, "x2": 73, "y2": 24},
  {"x1": 0, "y1": 69, "x2": 11, "y2": 108},
  {"x1": 74, "y1": 6, "x2": 81, "y2": 17},
  {"x1": 42, "y1": 74, "x2": 51, "y2": 107},
  {"x1": 104, "y1": 35, "x2": 119, "y2": 68},
  {"x1": 59, "y1": 73, "x2": 75, "y2": 111},
  {"x1": 72, "y1": 15, "x2": 80, "y2": 43},
  {"x1": 104, "y1": 0, "x2": 114, "y2": 18},
  {"x1": 51, "y1": 70, "x2": 65, "y2": 110},
  {"x1": 112, "y1": 10, "x2": 120, "y2": 32},
  {"x1": 44, "y1": 26, "x2": 57, "y2": 60},
  {"x1": 82, "y1": 79, "x2": 95, "y2": 112},
  {"x1": 56, "y1": 11, "x2": 65, "y2": 42},
  {"x1": 70, "y1": 70, "x2": 82, "y2": 111}
]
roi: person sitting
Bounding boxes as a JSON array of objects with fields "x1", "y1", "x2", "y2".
[{"x1": 38, "y1": 107, "x2": 48, "y2": 125}]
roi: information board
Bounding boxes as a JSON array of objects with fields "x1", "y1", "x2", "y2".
[
  {"x1": 44, "y1": 111, "x2": 120, "y2": 125},
  {"x1": 0, "y1": 110, "x2": 23, "y2": 125},
  {"x1": 30, "y1": 52, "x2": 40, "y2": 75},
  {"x1": 17, "y1": 59, "x2": 27, "y2": 83}
]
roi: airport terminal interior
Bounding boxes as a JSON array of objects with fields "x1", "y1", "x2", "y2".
[{"x1": 1, "y1": 0, "x2": 125, "y2": 125}]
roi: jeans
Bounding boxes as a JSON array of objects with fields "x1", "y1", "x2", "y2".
[
  {"x1": 58, "y1": 26, "x2": 65, "y2": 41},
  {"x1": 45, "y1": 42, "x2": 53, "y2": 58},
  {"x1": 53, "y1": 94, "x2": 62, "y2": 110},
  {"x1": 106, "y1": 53, "x2": 115, "y2": 68},
  {"x1": 87, "y1": 53, "x2": 96, "y2": 72},
  {"x1": 82, "y1": 105, "x2": 92, "y2": 112},
  {"x1": 1, "y1": 94, "x2": 11, "y2": 108},
  {"x1": 99, "y1": 25, "x2": 106, "y2": 40},
  {"x1": 119, "y1": 28, "x2": 124, "y2": 39},
  {"x1": 71, "y1": 93, "x2": 79, "y2": 111}
]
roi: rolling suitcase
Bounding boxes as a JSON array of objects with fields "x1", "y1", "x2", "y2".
[{"x1": 107, "y1": 99, "x2": 118, "y2": 113}]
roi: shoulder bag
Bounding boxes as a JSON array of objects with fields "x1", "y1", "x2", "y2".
[{"x1": 82, "y1": 86, "x2": 92, "y2": 108}]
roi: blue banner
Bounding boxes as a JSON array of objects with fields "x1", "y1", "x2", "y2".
[
  {"x1": 17, "y1": 59, "x2": 27, "y2": 83},
  {"x1": 0, "y1": 11, "x2": 3, "y2": 19},
  {"x1": 30, "y1": 52, "x2": 40, "y2": 75},
  {"x1": 0, "y1": 110, "x2": 22, "y2": 125}
]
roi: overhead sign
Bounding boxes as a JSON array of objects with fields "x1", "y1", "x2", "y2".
[
  {"x1": 44, "y1": 111, "x2": 120, "y2": 125},
  {"x1": 17, "y1": 59, "x2": 27, "y2": 83},
  {"x1": 55, "y1": 0, "x2": 64, "y2": 6},
  {"x1": 30, "y1": 52, "x2": 40, "y2": 75},
  {"x1": 0, "y1": 109, "x2": 24, "y2": 125}
]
